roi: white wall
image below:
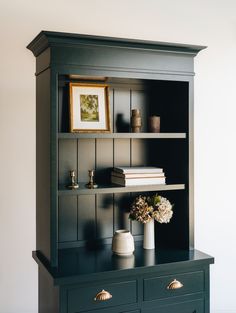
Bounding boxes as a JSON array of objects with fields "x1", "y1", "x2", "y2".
[{"x1": 1, "y1": 0, "x2": 236, "y2": 312}]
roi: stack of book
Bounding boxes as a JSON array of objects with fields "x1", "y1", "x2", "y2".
[{"x1": 111, "y1": 166, "x2": 166, "y2": 186}]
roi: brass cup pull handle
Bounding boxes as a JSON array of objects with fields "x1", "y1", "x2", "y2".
[
  {"x1": 94, "y1": 289, "x2": 112, "y2": 301},
  {"x1": 167, "y1": 279, "x2": 184, "y2": 290}
]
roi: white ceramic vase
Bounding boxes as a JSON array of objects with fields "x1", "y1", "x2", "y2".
[
  {"x1": 112, "y1": 229, "x2": 135, "y2": 256},
  {"x1": 143, "y1": 219, "x2": 155, "y2": 249}
]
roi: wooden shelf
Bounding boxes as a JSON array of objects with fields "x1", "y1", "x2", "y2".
[
  {"x1": 58, "y1": 183, "x2": 185, "y2": 196},
  {"x1": 58, "y1": 132, "x2": 187, "y2": 139}
]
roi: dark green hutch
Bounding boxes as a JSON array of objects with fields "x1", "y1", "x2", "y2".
[{"x1": 27, "y1": 31, "x2": 214, "y2": 313}]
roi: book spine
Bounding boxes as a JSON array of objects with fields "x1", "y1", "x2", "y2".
[
  {"x1": 113, "y1": 167, "x2": 163, "y2": 174},
  {"x1": 111, "y1": 172, "x2": 165, "y2": 179},
  {"x1": 111, "y1": 176, "x2": 166, "y2": 186}
]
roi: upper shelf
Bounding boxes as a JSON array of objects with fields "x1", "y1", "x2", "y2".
[
  {"x1": 58, "y1": 132, "x2": 187, "y2": 139},
  {"x1": 58, "y1": 183, "x2": 185, "y2": 196}
]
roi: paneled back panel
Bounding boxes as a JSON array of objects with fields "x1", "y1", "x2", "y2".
[{"x1": 58, "y1": 78, "x2": 189, "y2": 249}]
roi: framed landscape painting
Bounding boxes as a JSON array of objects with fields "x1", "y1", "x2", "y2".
[{"x1": 69, "y1": 83, "x2": 111, "y2": 133}]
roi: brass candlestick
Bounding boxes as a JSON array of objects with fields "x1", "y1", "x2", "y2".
[
  {"x1": 86, "y1": 169, "x2": 98, "y2": 189},
  {"x1": 67, "y1": 170, "x2": 79, "y2": 189}
]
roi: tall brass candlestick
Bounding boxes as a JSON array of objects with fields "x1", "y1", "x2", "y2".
[
  {"x1": 86, "y1": 169, "x2": 98, "y2": 189},
  {"x1": 67, "y1": 170, "x2": 79, "y2": 189}
]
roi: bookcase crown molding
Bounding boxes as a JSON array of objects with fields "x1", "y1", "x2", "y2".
[{"x1": 27, "y1": 30, "x2": 206, "y2": 57}]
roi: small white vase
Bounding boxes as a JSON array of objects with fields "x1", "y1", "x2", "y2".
[
  {"x1": 143, "y1": 219, "x2": 155, "y2": 249},
  {"x1": 112, "y1": 229, "x2": 135, "y2": 256}
]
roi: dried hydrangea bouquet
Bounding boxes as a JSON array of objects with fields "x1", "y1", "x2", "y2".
[{"x1": 129, "y1": 194, "x2": 173, "y2": 249}]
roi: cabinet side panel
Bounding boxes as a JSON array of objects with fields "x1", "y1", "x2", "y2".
[
  {"x1": 38, "y1": 265, "x2": 59, "y2": 313},
  {"x1": 36, "y1": 69, "x2": 51, "y2": 260}
]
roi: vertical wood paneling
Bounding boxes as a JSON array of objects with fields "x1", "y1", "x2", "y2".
[
  {"x1": 77, "y1": 195, "x2": 96, "y2": 241},
  {"x1": 131, "y1": 216, "x2": 143, "y2": 236},
  {"x1": 113, "y1": 89, "x2": 130, "y2": 132},
  {"x1": 131, "y1": 139, "x2": 146, "y2": 167},
  {"x1": 78, "y1": 139, "x2": 95, "y2": 182},
  {"x1": 130, "y1": 90, "x2": 146, "y2": 237},
  {"x1": 114, "y1": 193, "x2": 131, "y2": 231},
  {"x1": 96, "y1": 139, "x2": 114, "y2": 239},
  {"x1": 96, "y1": 139, "x2": 113, "y2": 183},
  {"x1": 114, "y1": 139, "x2": 131, "y2": 166},
  {"x1": 96, "y1": 194, "x2": 114, "y2": 239},
  {"x1": 131, "y1": 89, "x2": 147, "y2": 168},
  {"x1": 58, "y1": 139, "x2": 77, "y2": 186},
  {"x1": 113, "y1": 88, "x2": 131, "y2": 234},
  {"x1": 58, "y1": 196, "x2": 77, "y2": 242},
  {"x1": 56, "y1": 83, "x2": 189, "y2": 248}
]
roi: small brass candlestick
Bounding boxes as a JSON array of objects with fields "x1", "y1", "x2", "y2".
[
  {"x1": 86, "y1": 169, "x2": 98, "y2": 189},
  {"x1": 67, "y1": 170, "x2": 79, "y2": 189}
]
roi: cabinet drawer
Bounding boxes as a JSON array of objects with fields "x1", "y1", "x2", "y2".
[
  {"x1": 144, "y1": 271, "x2": 204, "y2": 301},
  {"x1": 67, "y1": 280, "x2": 137, "y2": 313},
  {"x1": 143, "y1": 298, "x2": 204, "y2": 313}
]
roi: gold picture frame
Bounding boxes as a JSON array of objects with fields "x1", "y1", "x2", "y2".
[{"x1": 69, "y1": 83, "x2": 111, "y2": 133}]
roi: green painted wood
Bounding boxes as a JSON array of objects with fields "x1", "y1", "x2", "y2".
[
  {"x1": 36, "y1": 68, "x2": 51, "y2": 262},
  {"x1": 33, "y1": 248, "x2": 214, "y2": 285},
  {"x1": 142, "y1": 298, "x2": 204, "y2": 313},
  {"x1": 58, "y1": 139, "x2": 77, "y2": 186},
  {"x1": 79, "y1": 309, "x2": 140, "y2": 313},
  {"x1": 58, "y1": 196, "x2": 77, "y2": 243},
  {"x1": 35, "y1": 248, "x2": 212, "y2": 313},
  {"x1": 58, "y1": 133, "x2": 187, "y2": 139},
  {"x1": 67, "y1": 280, "x2": 137, "y2": 313},
  {"x1": 28, "y1": 31, "x2": 213, "y2": 313},
  {"x1": 97, "y1": 194, "x2": 114, "y2": 239},
  {"x1": 114, "y1": 193, "x2": 131, "y2": 232},
  {"x1": 27, "y1": 31, "x2": 206, "y2": 58},
  {"x1": 143, "y1": 270, "x2": 204, "y2": 301},
  {"x1": 58, "y1": 183, "x2": 185, "y2": 195},
  {"x1": 114, "y1": 89, "x2": 131, "y2": 133},
  {"x1": 27, "y1": 32, "x2": 206, "y2": 80},
  {"x1": 77, "y1": 195, "x2": 96, "y2": 242},
  {"x1": 80, "y1": 308, "x2": 140, "y2": 313},
  {"x1": 78, "y1": 139, "x2": 96, "y2": 181},
  {"x1": 38, "y1": 264, "x2": 59, "y2": 313},
  {"x1": 96, "y1": 139, "x2": 114, "y2": 239}
]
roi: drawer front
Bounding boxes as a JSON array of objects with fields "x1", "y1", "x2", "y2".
[
  {"x1": 67, "y1": 280, "x2": 137, "y2": 313},
  {"x1": 83, "y1": 307, "x2": 140, "y2": 313},
  {"x1": 144, "y1": 271, "x2": 204, "y2": 301},
  {"x1": 143, "y1": 298, "x2": 204, "y2": 313}
]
